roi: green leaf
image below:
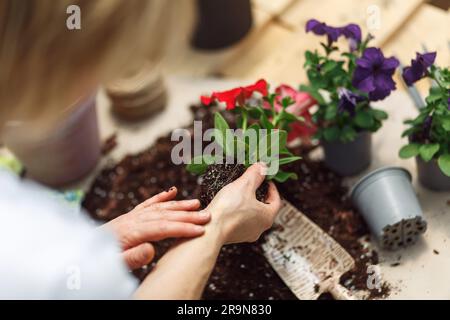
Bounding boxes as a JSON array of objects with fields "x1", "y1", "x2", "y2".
[
  {"x1": 260, "y1": 112, "x2": 274, "y2": 130},
  {"x1": 323, "y1": 127, "x2": 340, "y2": 142},
  {"x1": 278, "y1": 110, "x2": 299, "y2": 123},
  {"x1": 339, "y1": 126, "x2": 357, "y2": 143},
  {"x1": 186, "y1": 155, "x2": 216, "y2": 175},
  {"x1": 371, "y1": 109, "x2": 388, "y2": 121},
  {"x1": 354, "y1": 110, "x2": 374, "y2": 129},
  {"x1": 324, "y1": 104, "x2": 338, "y2": 120},
  {"x1": 248, "y1": 107, "x2": 262, "y2": 119},
  {"x1": 438, "y1": 154, "x2": 450, "y2": 177},
  {"x1": 425, "y1": 92, "x2": 442, "y2": 105},
  {"x1": 442, "y1": 117, "x2": 450, "y2": 131},
  {"x1": 321, "y1": 60, "x2": 338, "y2": 73},
  {"x1": 419, "y1": 143, "x2": 440, "y2": 162},
  {"x1": 214, "y1": 112, "x2": 235, "y2": 157},
  {"x1": 270, "y1": 170, "x2": 298, "y2": 183},
  {"x1": 278, "y1": 156, "x2": 302, "y2": 166},
  {"x1": 399, "y1": 143, "x2": 420, "y2": 159}
]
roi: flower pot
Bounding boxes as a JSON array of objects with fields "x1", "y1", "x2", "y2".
[
  {"x1": 191, "y1": 0, "x2": 253, "y2": 50},
  {"x1": 5, "y1": 93, "x2": 100, "y2": 187},
  {"x1": 416, "y1": 157, "x2": 450, "y2": 191},
  {"x1": 322, "y1": 131, "x2": 372, "y2": 176},
  {"x1": 351, "y1": 167, "x2": 427, "y2": 250},
  {"x1": 106, "y1": 65, "x2": 167, "y2": 121}
]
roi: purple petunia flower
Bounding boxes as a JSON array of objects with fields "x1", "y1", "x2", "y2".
[
  {"x1": 340, "y1": 24, "x2": 362, "y2": 51},
  {"x1": 305, "y1": 20, "x2": 363, "y2": 50},
  {"x1": 337, "y1": 88, "x2": 365, "y2": 116},
  {"x1": 402, "y1": 52, "x2": 437, "y2": 86},
  {"x1": 352, "y1": 47, "x2": 399, "y2": 101},
  {"x1": 306, "y1": 19, "x2": 341, "y2": 44}
]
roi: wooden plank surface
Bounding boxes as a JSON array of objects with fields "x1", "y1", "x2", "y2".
[
  {"x1": 383, "y1": 4, "x2": 450, "y2": 94},
  {"x1": 251, "y1": 0, "x2": 297, "y2": 16},
  {"x1": 279, "y1": 0, "x2": 424, "y2": 46},
  {"x1": 161, "y1": 3, "x2": 272, "y2": 77},
  {"x1": 219, "y1": 1, "x2": 447, "y2": 88}
]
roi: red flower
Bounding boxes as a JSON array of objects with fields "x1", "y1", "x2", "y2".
[
  {"x1": 265, "y1": 85, "x2": 317, "y2": 142},
  {"x1": 201, "y1": 79, "x2": 268, "y2": 110}
]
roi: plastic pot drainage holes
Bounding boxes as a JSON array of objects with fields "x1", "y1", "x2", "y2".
[{"x1": 351, "y1": 167, "x2": 427, "y2": 250}]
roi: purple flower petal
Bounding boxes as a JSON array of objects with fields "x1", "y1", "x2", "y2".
[
  {"x1": 362, "y1": 48, "x2": 384, "y2": 65},
  {"x1": 381, "y1": 56, "x2": 400, "y2": 71},
  {"x1": 341, "y1": 24, "x2": 362, "y2": 43},
  {"x1": 338, "y1": 88, "x2": 366, "y2": 116},
  {"x1": 369, "y1": 74, "x2": 396, "y2": 101},
  {"x1": 402, "y1": 52, "x2": 437, "y2": 86},
  {"x1": 352, "y1": 47, "x2": 398, "y2": 101},
  {"x1": 356, "y1": 58, "x2": 372, "y2": 69},
  {"x1": 305, "y1": 19, "x2": 322, "y2": 33},
  {"x1": 417, "y1": 52, "x2": 436, "y2": 68}
]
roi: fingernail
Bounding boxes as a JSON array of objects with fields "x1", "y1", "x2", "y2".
[
  {"x1": 199, "y1": 210, "x2": 210, "y2": 218},
  {"x1": 194, "y1": 226, "x2": 205, "y2": 233}
]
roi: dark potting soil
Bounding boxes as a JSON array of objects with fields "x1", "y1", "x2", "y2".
[
  {"x1": 200, "y1": 163, "x2": 269, "y2": 207},
  {"x1": 82, "y1": 104, "x2": 390, "y2": 300}
]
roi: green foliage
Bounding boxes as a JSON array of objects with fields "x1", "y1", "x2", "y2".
[
  {"x1": 186, "y1": 90, "x2": 303, "y2": 182},
  {"x1": 302, "y1": 34, "x2": 388, "y2": 143},
  {"x1": 400, "y1": 63, "x2": 450, "y2": 176}
]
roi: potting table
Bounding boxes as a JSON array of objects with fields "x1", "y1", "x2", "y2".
[{"x1": 1, "y1": 0, "x2": 449, "y2": 299}]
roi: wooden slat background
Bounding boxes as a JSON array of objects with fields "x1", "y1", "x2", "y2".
[{"x1": 162, "y1": 0, "x2": 449, "y2": 96}]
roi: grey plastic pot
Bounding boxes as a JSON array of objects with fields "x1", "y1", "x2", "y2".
[
  {"x1": 351, "y1": 167, "x2": 427, "y2": 250},
  {"x1": 322, "y1": 131, "x2": 371, "y2": 176},
  {"x1": 416, "y1": 157, "x2": 450, "y2": 191}
]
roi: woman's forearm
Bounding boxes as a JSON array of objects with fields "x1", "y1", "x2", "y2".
[{"x1": 134, "y1": 223, "x2": 224, "y2": 300}]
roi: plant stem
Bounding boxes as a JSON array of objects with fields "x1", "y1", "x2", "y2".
[{"x1": 242, "y1": 107, "x2": 248, "y2": 132}]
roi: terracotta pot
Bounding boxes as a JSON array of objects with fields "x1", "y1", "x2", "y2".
[
  {"x1": 191, "y1": 0, "x2": 253, "y2": 50},
  {"x1": 416, "y1": 157, "x2": 450, "y2": 191},
  {"x1": 5, "y1": 94, "x2": 100, "y2": 187},
  {"x1": 322, "y1": 131, "x2": 372, "y2": 176}
]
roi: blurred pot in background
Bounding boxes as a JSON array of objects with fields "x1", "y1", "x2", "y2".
[
  {"x1": 322, "y1": 131, "x2": 372, "y2": 176},
  {"x1": 192, "y1": 0, "x2": 253, "y2": 50},
  {"x1": 4, "y1": 93, "x2": 100, "y2": 187},
  {"x1": 106, "y1": 64, "x2": 167, "y2": 121}
]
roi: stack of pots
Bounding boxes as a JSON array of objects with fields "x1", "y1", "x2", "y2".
[{"x1": 106, "y1": 64, "x2": 167, "y2": 121}]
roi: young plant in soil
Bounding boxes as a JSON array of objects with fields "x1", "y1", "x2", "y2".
[
  {"x1": 399, "y1": 52, "x2": 450, "y2": 177},
  {"x1": 301, "y1": 19, "x2": 398, "y2": 143},
  {"x1": 187, "y1": 79, "x2": 316, "y2": 206}
]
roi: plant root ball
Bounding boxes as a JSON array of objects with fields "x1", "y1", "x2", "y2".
[{"x1": 200, "y1": 164, "x2": 269, "y2": 208}]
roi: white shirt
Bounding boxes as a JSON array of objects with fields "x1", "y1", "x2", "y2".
[{"x1": 0, "y1": 169, "x2": 137, "y2": 299}]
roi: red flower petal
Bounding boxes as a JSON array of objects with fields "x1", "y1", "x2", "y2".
[
  {"x1": 244, "y1": 79, "x2": 268, "y2": 98},
  {"x1": 201, "y1": 95, "x2": 213, "y2": 106},
  {"x1": 214, "y1": 88, "x2": 242, "y2": 110}
]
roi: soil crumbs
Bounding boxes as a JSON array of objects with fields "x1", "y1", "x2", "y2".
[{"x1": 82, "y1": 105, "x2": 390, "y2": 300}]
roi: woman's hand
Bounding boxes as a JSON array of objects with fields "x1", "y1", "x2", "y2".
[
  {"x1": 134, "y1": 163, "x2": 281, "y2": 300},
  {"x1": 205, "y1": 162, "x2": 281, "y2": 244},
  {"x1": 104, "y1": 187, "x2": 210, "y2": 270}
]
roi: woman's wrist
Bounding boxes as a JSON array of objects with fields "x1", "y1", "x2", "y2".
[{"x1": 200, "y1": 209, "x2": 227, "y2": 248}]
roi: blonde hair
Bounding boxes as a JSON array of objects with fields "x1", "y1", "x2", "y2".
[{"x1": 0, "y1": 0, "x2": 173, "y2": 130}]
